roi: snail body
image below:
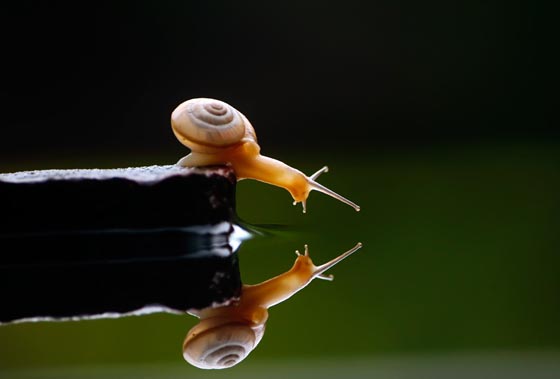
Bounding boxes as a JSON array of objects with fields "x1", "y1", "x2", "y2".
[
  {"x1": 183, "y1": 242, "x2": 363, "y2": 369},
  {"x1": 171, "y1": 98, "x2": 360, "y2": 212}
]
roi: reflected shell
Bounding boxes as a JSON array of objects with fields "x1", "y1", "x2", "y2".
[{"x1": 183, "y1": 323, "x2": 256, "y2": 369}]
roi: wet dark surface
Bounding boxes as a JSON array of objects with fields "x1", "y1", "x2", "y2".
[{"x1": 0, "y1": 225, "x2": 243, "y2": 324}]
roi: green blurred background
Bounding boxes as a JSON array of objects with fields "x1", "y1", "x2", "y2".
[
  {"x1": 1, "y1": 144, "x2": 559, "y2": 378},
  {"x1": 0, "y1": 1, "x2": 556, "y2": 378}
]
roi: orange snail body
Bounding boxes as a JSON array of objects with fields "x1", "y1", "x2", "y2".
[
  {"x1": 171, "y1": 98, "x2": 360, "y2": 212},
  {"x1": 182, "y1": 242, "x2": 363, "y2": 369}
]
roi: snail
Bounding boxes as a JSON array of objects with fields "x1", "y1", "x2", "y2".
[
  {"x1": 183, "y1": 242, "x2": 363, "y2": 369},
  {"x1": 171, "y1": 98, "x2": 360, "y2": 213}
]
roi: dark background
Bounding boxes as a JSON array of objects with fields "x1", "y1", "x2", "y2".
[
  {"x1": 0, "y1": 1, "x2": 548, "y2": 166},
  {"x1": 1, "y1": 2, "x2": 559, "y2": 377}
]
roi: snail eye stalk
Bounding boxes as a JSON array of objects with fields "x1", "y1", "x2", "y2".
[{"x1": 171, "y1": 98, "x2": 361, "y2": 213}]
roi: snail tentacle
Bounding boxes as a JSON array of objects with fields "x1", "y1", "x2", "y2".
[
  {"x1": 182, "y1": 243, "x2": 363, "y2": 370},
  {"x1": 171, "y1": 98, "x2": 361, "y2": 212},
  {"x1": 310, "y1": 166, "x2": 329, "y2": 180},
  {"x1": 312, "y1": 242, "x2": 363, "y2": 279},
  {"x1": 306, "y1": 171, "x2": 361, "y2": 212}
]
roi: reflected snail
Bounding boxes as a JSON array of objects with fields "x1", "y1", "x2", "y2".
[
  {"x1": 183, "y1": 242, "x2": 362, "y2": 369},
  {"x1": 171, "y1": 98, "x2": 360, "y2": 213}
]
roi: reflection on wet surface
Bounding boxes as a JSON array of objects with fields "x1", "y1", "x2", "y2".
[
  {"x1": 0, "y1": 222, "x2": 362, "y2": 369},
  {"x1": 0, "y1": 220, "x2": 362, "y2": 370},
  {"x1": 0, "y1": 223, "x2": 248, "y2": 324},
  {"x1": 182, "y1": 242, "x2": 362, "y2": 369}
]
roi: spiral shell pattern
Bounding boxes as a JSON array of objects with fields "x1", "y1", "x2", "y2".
[
  {"x1": 171, "y1": 98, "x2": 246, "y2": 147},
  {"x1": 183, "y1": 323, "x2": 255, "y2": 369}
]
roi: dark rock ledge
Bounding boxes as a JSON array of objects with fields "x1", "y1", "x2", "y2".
[
  {"x1": 0, "y1": 165, "x2": 237, "y2": 234},
  {"x1": 0, "y1": 165, "x2": 242, "y2": 323}
]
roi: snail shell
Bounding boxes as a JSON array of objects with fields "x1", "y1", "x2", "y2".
[
  {"x1": 171, "y1": 98, "x2": 256, "y2": 154},
  {"x1": 182, "y1": 243, "x2": 362, "y2": 370},
  {"x1": 183, "y1": 322, "x2": 264, "y2": 369},
  {"x1": 170, "y1": 98, "x2": 360, "y2": 212}
]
